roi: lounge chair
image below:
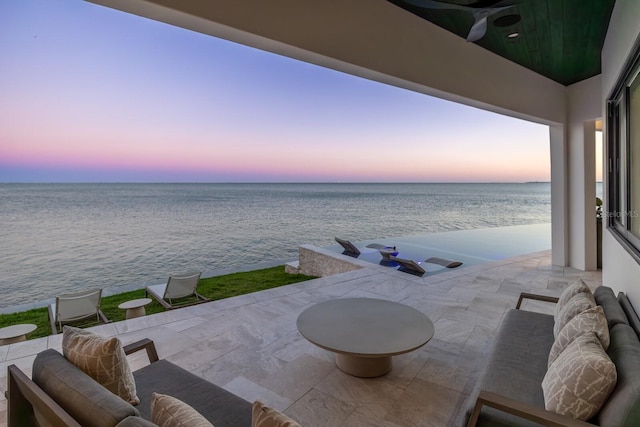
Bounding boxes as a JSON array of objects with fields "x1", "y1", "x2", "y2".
[
  {"x1": 424, "y1": 257, "x2": 463, "y2": 268},
  {"x1": 335, "y1": 237, "x2": 361, "y2": 257},
  {"x1": 389, "y1": 256, "x2": 426, "y2": 276},
  {"x1": 145, "y1": 271, "x2": 209, "y2": 310},
  {"x1": 48, "y1": 288, "x2": 110, "y2": 334}
]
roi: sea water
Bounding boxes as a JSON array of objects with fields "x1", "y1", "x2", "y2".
[{"x1": 0, "y1": 182, "x2": 555, "y2": 310}]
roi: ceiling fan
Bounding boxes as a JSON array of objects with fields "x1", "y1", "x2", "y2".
[{"x1": 403, "y1": 0, "x2": 516, "y2": 42}]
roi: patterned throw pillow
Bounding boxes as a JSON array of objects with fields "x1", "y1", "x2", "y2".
[
  {"x1": 252, "y1": 401, "x2": 301, "y2": 427},
  {"x1": 151, "y1": 393, "x2": 213, "y2": 427},
  {"x1": 62, "y1": 326, "x2": 139, "y2": 405},
  {"x1": 542, "y1": 333, "x2": 617, "y2": 420},
  {"x1": 548, "y1": 305, "x2": 610, "y2": 367},
  {"x1": 553, "y1": 292, "x2": 596, "y2": 337},
  {"x1": 555, "y1": 279, "x2": 594, "y2": 318}
]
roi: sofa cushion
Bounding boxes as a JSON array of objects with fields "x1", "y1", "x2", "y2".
[
  {"x1": 554, "y1": 292, "x2": 596, "y2": 337},
  {"x1": 595, "y1": 323, "x2": 640, "y2": 427},
  {"x1": 542, "y1": 333, "x2": 617, "y2": 421},
  {"x1": 116, "y1": 417, "x2": 159, "y2": 427},
  {"x1": 594, "y1": 286, "x2": 629, "y2": 329},
  {"x1": 555, "y1": 280, "x2": 593, "y2": 318},
  {"x1": 33, "y1": 349, "x2": 139, "y2": 427},
  {"x1": 62, "y1": 326, "x2": 139, "y2": 405},
  {"x1": 133, "y1": 360, "x2": 251, "y2": 427},
  {"x1": 466, "y1": 309, "x2": 555, "y2": 426},
  {"x1": 548, "y1": 305, "x2": 609, "y2": 367},
  {"x1": 151, "y1": 393, "x2": 213, "y2": 427},
  {"x1": 251, "y1": 401, "x2": 300, "y2": 427}
]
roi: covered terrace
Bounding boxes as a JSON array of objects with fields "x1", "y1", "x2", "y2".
[
  {"x1": 4, "y1": 0, "x2": 640, "y2": 425},
  {"x1": 0, "y1": 251, "x2": 601, "y2": 425}
]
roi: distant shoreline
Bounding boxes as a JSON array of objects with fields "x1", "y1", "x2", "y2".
[{"x1": 0, "y1": 181, "x2": 554, "y2": 185}]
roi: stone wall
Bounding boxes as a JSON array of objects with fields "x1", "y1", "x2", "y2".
[{"x1": 288, "y1": 244, "x2": 369, "y2": 277}]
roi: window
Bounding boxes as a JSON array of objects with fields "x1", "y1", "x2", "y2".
[
  {"x1": 630, "y1": 77, "x2": 640, "y2": 238},
  {"x1": 608, "y1": 99, "x2": 621, "y2": 228},
  {"x1": 608, "y1": 39, "x2": 640, "y2": 259}
]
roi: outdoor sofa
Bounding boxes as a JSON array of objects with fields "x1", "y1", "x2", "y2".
[
  {"x1": 464, "y1": 285, "x2": 640, "y2": 427},
  {"x1": 6, "y1": 338, "x2": 252, "y2": 427}
]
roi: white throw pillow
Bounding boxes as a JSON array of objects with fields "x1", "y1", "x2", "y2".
[
  {"x1": 151, "y1": 393, "x2": 214, "y2": 427},
  {"x1": 62, "y1": 326, "x2": 139, "y2": 405},
  {"x1": 553, "y1": 292, "x2": 596, "y2": 338},
  {"x1": 252, "y1": 401, "x2": 301, "y2": 427},
  {"x1": 542, "y1": 333, "x2": 617, "y2": 420},
  {"x1": 555, "y1": 279, "x2": 594, "y2": 318},
  {"x1": 548, "y1": 305, "x2": 610, "y2": 367}
]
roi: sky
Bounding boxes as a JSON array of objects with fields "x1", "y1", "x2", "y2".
[{"x1": 0, "y1": 0, "x2": 561, "y2": 183}]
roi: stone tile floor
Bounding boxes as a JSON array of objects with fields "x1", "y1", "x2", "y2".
[{"x1": 0, "y1": 250, "x2": 602, "y2": 427}]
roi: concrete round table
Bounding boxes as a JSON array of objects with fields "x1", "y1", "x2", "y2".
[
  {"x1": 118, "y1": 298, "x2": 152, "y2": 319},
  {"x1": 297, "y1": 298, "x2": 434, "y2": 377},
  {"x1": 0, "y1": 324, "x2": 37, "y2": 345}
]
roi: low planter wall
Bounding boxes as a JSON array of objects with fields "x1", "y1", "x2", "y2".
[{"x1": 290, "y1": 244, "x2": 369, "y2": 277}]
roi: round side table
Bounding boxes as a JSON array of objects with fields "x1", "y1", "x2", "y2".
[
  {"x1": 0, "y1": 324, "x2": 37, "y2": 345},
  {"x1": 118, "y1": 298, "x2": 153, "y2": 319}
]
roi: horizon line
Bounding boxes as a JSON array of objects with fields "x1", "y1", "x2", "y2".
[{"x1": 0, "y1": 181, "x2": 557, "y2": 185}]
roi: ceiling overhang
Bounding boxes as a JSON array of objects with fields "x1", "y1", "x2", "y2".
[
  {"x1": 386, "y1": 0, "x2": 616, "y2": 86},
  {"x1": 86, "y1": 0, "x2": 601, "y2": 125}
]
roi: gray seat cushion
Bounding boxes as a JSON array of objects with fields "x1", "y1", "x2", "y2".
[
  {"x1": 465, "y1": 309, "x2": 555, "y2": 427},
  {"x1": 618, "y1": 292, "x2": 640, "y2": 339},
  {"x1": 595, "y1": 323, "x2": 640, "y2": 427},
  {"x1": 595, "y1": 286, "x2": 629, "y2": 329},
  {"x1": 133, "y1": 359, "x2": 251, "y2": 427},
  {"x1": 33, "y1": 349, "x2": 139, "y2": 427}
]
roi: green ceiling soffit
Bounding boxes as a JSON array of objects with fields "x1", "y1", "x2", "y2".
[{"x1": 387, "y1": 0, "x2": 616, "y2": 86}]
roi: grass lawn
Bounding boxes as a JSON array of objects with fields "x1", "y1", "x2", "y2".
[{"x1": 0, "y1": 266, "x2": 316, "y2": 340}]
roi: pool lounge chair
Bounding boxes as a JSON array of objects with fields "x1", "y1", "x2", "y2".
[
  {"x1": 390, "y1": 256, "x2": 463, "y2": 276},
  {"x1": 424, "y1": 257, "x2": 463, "y2": 268},
  {"x1": 389, "y1": 256, "x2": 426, "y2": 276},
  {"x1": 145, "y1": 271, "x2": 209, "y2": 310},
  {"x1": 335, "y1": 237, "x2": 361, "y2": 257},
  {"x1": 48, "y1": 288, "x2": 110, "y2": 334}
]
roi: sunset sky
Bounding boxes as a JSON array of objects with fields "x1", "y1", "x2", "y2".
[{"x1": 0, "y1": 0, "x2": 558, "y2": 183}]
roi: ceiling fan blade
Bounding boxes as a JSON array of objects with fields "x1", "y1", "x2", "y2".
[
  {"x1": 403, "y1": 1, "x2": 516, "y2": 43},
  {"x1": 466, "y1": 5, "x2": 514, "y2": 42},
  {"x1": 485, "y1": 4, "x2": 515, "y2": 15},
  {"x1": 466, "y1": 15, "x2": 488, "y2": 42},
  {"x1": 403, "y1": 0, "x2": 474, "y2": 12},
  {"x1": 471, "y1": 0, "x2": 513, "y2": 8}
]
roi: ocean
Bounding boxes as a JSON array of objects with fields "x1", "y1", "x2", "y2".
[{"x1": 0, "y1": 183, "x2": 554, "y2": 311}]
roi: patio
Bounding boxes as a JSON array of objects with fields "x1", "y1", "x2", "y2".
[{"x1": 0, "y1": 250, "x2": 602, "y2": 427}]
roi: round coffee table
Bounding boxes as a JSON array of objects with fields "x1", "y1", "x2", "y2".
[
  {"x1": 118, "y1": 298, "x2": 152, "y2": 319},
  {"x1": 0, "y1": 324, "x2": 37, "y2": 345},
  {"x1": 297, "y1": 298, "x2": 434, "y2": 377}
]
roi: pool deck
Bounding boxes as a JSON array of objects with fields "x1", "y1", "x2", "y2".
[{"x1": 0, "y1": 248, "x2": 601, "y2": 426}]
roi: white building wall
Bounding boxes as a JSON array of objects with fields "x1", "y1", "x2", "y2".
[
  {"x1": 550, "y1": 125, "x2": 568, "y2": 266},
  {"x1": 601, "y1": 0, "x2": 640, "y2": 299},
  {"x1": 567, "y1": 76, "x2": 602, "y2": 270}
]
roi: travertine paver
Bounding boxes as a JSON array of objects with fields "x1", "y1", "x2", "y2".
[{"x1": 0, "y1": 250, "x2": 601, "y2": 427}]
